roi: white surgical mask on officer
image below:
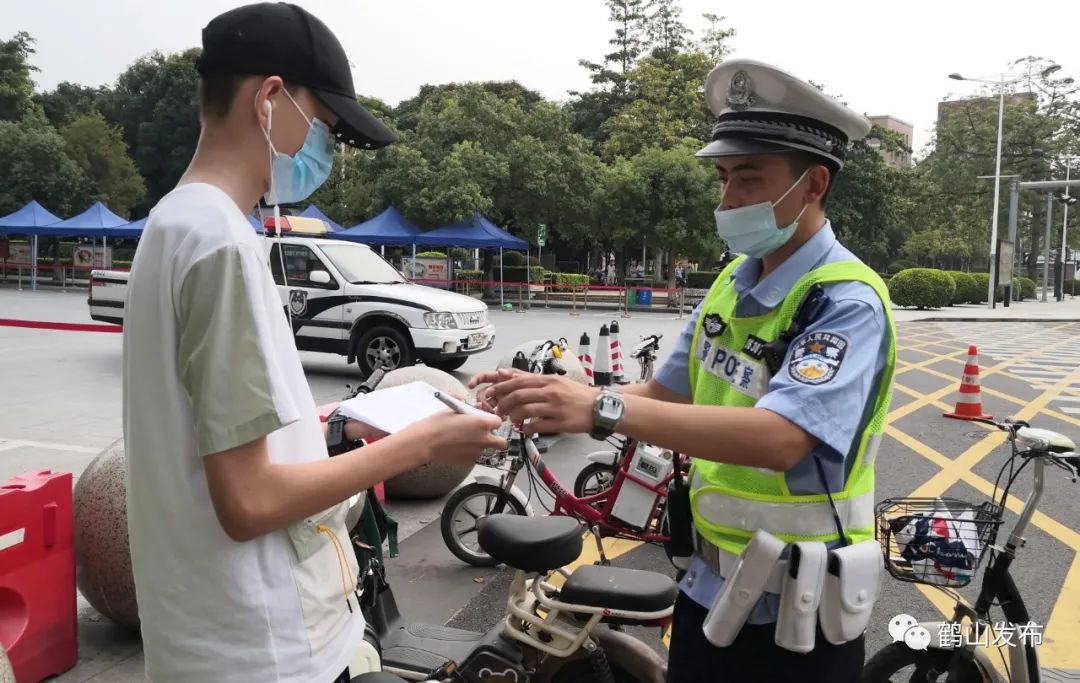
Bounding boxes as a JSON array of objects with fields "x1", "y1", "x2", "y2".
[{"x1": 713, "y1": 168, "x2": 810, "y2": 259}]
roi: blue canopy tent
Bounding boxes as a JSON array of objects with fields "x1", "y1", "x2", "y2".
[
  {"x1": 298, "y1": 205, "x2": 343, "y2": 232},
  {"x1": 333, "y1": 206, "x2": 423, "y2": 270},
  {"x1": 414, "y1": 213, "x2": 529, "y2": 307},
  {"x1": 334, "y1": 206, "x2": 421, "y2": 246},
  {"x1": 48, "y1": 202, "x2": 133, "y2": 288},
  {"x1": 0, "y1": 201, "x2": 63, "y2": 290}
]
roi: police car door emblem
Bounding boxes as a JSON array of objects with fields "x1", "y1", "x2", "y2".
[
  {"x1": 789, "y1": 332, "x2": 848, "y2": 385},
  {"x1": 289, "y1": 289, "x2": 308, "y2": 317},
  {"x1": 703, "y1": 313, "x2": 727, "y2": 337},
  {"x1": 726, "y1": 71, "x2": 756, "y2": 111}
]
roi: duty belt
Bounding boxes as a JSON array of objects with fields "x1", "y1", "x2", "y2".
[{"x1": 695, "y1": 531, "x2": 787, "y2": 594}]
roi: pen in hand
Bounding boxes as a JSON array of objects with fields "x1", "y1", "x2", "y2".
[{"x1": 434, "y1": 391, "x2": 467, "y2": 415}]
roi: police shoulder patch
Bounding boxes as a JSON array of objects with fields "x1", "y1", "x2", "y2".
[
  {"x1": 788, "y1": 331, "x2": 848, "y2": 385},
  {"x1": 702, "y1": 313, "x2": 727, "y2": 338}
]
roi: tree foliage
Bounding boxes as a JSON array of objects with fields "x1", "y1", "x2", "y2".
[
  {"x1": 0, "y1": 32, "x2": 38, "y2": 122},
  {"x1": 61, "y1": 112, "x2": 146, "y2": 216},
  {"x1": 0, "y1": 115, "x2": 91, "y2": 215}
]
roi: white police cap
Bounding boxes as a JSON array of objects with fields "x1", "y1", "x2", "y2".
[{"x1": 697, "y1": 59, "x2": 872, "y2": 168}]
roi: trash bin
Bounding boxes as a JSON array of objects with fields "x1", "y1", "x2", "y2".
[
  {"x1": 636, "y1": 288, "x2": 653, "y2": 305},
  {"x1": 625, "y1": 287, "x2": 637, "y2": 308}
]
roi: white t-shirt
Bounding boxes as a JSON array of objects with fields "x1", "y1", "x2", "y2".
[{"x1": 122, "y1": 183, "x2": 362, "y2": 683}]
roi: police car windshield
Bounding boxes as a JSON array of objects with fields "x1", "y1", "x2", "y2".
[{"x1": 318, "y1": 243, "x2": 406, "y2": 285}]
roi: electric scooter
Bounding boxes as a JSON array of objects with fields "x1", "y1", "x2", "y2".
[{"x1": 358, "y1": 512, "x2": 673, "y2": 682}]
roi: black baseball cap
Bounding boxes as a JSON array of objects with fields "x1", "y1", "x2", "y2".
[{"x1": 195, "y1": 2, "x2": 397, "y2": 150}]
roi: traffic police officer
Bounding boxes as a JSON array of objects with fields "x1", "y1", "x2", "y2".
[{"x1": 471, "y1": 58, "x2": 895, "y2": 682}]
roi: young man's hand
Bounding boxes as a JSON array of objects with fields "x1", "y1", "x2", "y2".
[
  {"x1": 483, "y1": 373, "x2": 599, "y2": 435},
  {"x1": 399, "y1": 411, "x2": 507, "y2": 467}
]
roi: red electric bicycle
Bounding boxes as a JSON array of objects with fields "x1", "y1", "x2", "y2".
[{"x1": 440, "y1": 423, "x2": 685, "y2": 567}]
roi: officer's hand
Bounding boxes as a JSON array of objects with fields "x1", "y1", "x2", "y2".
[
  {"x1": 486, "y1": 374, "x2": 600, "y2": 435},
  {"x1": 468, "y1": 368, "x2": 528, "y2": 412}
]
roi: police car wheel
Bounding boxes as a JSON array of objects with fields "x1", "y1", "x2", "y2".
[{"x1": 356, "y1": 326, "x2": 412, "y2": 377}]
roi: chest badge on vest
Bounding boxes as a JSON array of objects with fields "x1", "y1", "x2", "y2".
[
  {"x1": 742, "y1": 335, "x2": 767, "y2": 360},
  {"x1": 788, "y1": 332, "x2": 848, "y2": 385},
  {"x1": 703, "y1": 313, "x2": 727, "y2": 338}
]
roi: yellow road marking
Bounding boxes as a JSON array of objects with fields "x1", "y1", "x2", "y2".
[{"x1": 895, "y1": 353, "x2": 1080, "y2": 668}]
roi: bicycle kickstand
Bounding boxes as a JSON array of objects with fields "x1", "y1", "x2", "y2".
[{"x1": 590, "y1": 525, "x2": 610, "y2": 566}]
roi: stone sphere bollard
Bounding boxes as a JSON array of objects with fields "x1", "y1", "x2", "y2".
[
  {"x1": 73, "y1": 438, "x2": 140, "y2": 631},
  {"x1": 376, "y1": 365, "x2": 476, "y2": 500}
]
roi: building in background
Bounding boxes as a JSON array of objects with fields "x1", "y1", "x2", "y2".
[{"x1": 867, "y1": 115, "x2": 913, "y2": 168}]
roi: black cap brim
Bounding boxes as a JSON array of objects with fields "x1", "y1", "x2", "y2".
[
  {"x1": 695, "y1": 137, "x2": 791, "y2": 159},
  {"x1": 314, "y1": 89, "x2": 398, "y2": 150}
]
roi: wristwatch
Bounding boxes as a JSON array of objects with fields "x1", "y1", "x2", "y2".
[
  {"x1": 324, "y1": 409, "x2": 361, "y2": 456},
  {"x1": 590, "y1": 388, "x2": 625, "y2": 440}
]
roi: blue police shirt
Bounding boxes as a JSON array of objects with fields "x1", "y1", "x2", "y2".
[{"x1": 654, "y1": 222, "x2": 891, "y2": 623}]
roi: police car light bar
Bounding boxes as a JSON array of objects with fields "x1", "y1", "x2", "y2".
[{"x1": 262, "y1": 215, "x2": 331, "y2": 237}]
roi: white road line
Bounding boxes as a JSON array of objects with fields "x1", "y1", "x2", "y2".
[
  {"x1": 1057, "y1": 406, "x2": 1080, "y2": 416},
  {"x1": 0, "y1": 438, "x2": 101, "y2": 454}
]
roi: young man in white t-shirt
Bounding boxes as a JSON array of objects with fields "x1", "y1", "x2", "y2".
[{"x1": 121, "y1": 4, "x2": 505, "y2": 682}]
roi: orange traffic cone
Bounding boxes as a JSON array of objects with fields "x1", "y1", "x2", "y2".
[{"x1": 944, "y1": 345, "x2": 993, "y2": 421}]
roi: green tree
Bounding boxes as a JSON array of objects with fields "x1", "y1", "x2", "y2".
[
  {"x1": 645, "y1": 0, "x2": 692, "y2": 61},
  {"x1": 61, "y1": 112, "x2": 146, "y2": 216},
  {"x1": 36, "y1": 81, "x2": 107, "y2": 128},
  {"x1": 101, "y1": 48, "x2": 201, "y2": 211},
  {"x1": 698, "y1": 13, "x2": 736, "y2": 62},
  {"x1": 828, "y1": 130, "x2": 913, "y2": 271},
  {"x1": 0, "y1": 115, "x2": 91, "y2": 215},
  {"x1": 600, "y1": 50, "x2": 714, "y2": 160},
  {"x1": 593, "y1": 143, "x2": 719, "y2": 282},
  {"x1": 0, "y1": 31, "x2": 38, "y2": 122},
  {"x1": 919, "y1": 56, "x2": 1075, "y2": 277}
]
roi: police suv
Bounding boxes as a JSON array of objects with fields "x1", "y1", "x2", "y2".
[{"x1": 88, "y1": 215, "x2": 496, "y2": 376}]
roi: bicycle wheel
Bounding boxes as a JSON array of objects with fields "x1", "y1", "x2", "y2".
[
  {"x1": 861, "y1": 643, "x2": 994, "y2": 682},
  {"x1": 574, "y1": 462, "x2": 618, "y2": 498},
  {"x1": 440, "y1": 483, "x2": 527, "y2": 567}
]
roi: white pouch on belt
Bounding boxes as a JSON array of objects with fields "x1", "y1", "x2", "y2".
[
  {"x1": 702, "y1": 529, "x2": 786, "y2": 647},
  {"x1": 775, "y1": 541, "x2": 827, "y2": 653},
  {"x1": 818, "y1": 539, "x2": 881, "y2": 645}
]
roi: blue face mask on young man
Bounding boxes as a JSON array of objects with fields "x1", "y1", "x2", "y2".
[
  {"x1": 262, "y1": 89, "x2": 335, "y2": 206},
  {"x1": 713, "y1": 168, "x2": 810, "y2": 259}
]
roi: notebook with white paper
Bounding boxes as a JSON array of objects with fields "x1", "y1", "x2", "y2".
[{"x1": 336, "y1": 380, "x2": 488, "y2": 434}]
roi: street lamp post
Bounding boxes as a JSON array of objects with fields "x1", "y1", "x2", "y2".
[
  {"x1": 1060, "y1": 161, "x2": 1074, "y2": 301},
  {"x1": 949, "y1": 64, "x2": 1060, "y2": 308}
]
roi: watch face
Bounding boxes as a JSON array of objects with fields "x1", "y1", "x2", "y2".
[{"x1": 599, "y1": 394, "x2": 624, "y2": 421}]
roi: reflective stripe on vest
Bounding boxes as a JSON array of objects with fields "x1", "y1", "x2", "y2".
[{"x1": 689, "y1": 466, "x2": 875, "y2": 540}]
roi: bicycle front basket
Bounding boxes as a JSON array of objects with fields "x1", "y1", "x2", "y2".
[{"x1": 876, "y1": 497, "x2": 1002, "y2": 588}]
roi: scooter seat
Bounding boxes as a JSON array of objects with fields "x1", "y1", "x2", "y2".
[
  {"x1": 477, "y1": 514, "x2": 583, "y2": 571},
  {"x1": 561, "y1": 564, "x2": 678, "y2": 614},
  {"x1": 351, "y1": 674, "x2": 408, "y2": 683}
]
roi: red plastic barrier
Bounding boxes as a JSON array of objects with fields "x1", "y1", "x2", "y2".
[{"x1": 0, "y1": 470, "x2": 77, "y2": 682}]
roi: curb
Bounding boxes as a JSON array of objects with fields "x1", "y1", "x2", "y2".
[
  {"x1": 913, "y1": 318, "x2": 1080, "y2": 323},
  {"x1": 0, "y1": 318, "x2": 122, "y2": 333}
]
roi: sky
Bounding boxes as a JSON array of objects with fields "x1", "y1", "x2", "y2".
[{"x1": 9, "y1": 0, "x2": 1079, "y2": 154}]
